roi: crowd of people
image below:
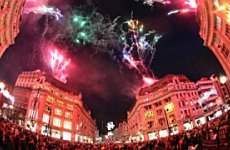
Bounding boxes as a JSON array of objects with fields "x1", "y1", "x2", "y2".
[{"x1": 0, "y1": 110, "x2": 229, "y2": 150}]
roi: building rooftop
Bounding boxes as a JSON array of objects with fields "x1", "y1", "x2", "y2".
[{"x1": 139, "y1": 74, "x2": 190, "y2": 96}]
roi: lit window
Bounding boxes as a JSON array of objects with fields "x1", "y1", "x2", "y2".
[
  {"x1": 54, "y1": 108, "x2": 62, "y2": 116},
  {"x1": 56, "y1": 101, "x2": 63, "y2": 107},
  {"x1": 51, "y1": 130, "x2": 61, "y2": 139},
  {"x1": 46, "y1": 96, "x2": 54, "y2": 103},
  {"x1": 53, "y1": 118, "x2": 61, "y2": 127},
  {"x1": 44, "y1": 105, "x2": 51, "y2": 112},
  {"x1": 65, "y1": 112, "x2": 72, "y2": 119},
  {"x1": 226, "y1": 5, "x2": 230, "y2": 23},
  {"x1": 147, "y1": 121, "x2": 153, "y2": 129},
  {"x1": 221, "y1": 44, "x2": 229, "y2": 59},
  {"x1": 63, "y1": 132, "x2": 71, "y2": 141},
  {"x1": 66, "y1": 104, "x2": 73, "y2": 110},
  {"x1": 213, "y1": 0, "x2": 219, "y2": 7},
  {"x1": 226, "y1": 24, "x2": 230, "y2": 40},
  {"x1": 214, "y1": 15, "x2": 221, "y2": 29},
  {"x1": 42, "y1": 114, "x2": 50, "y2": 123},
  {"x1": 63, "y1": 121, "x2": 72, "y2": 129},
  {"x1": 212, "y1": 33, "x2": 220, "y2": 47}
]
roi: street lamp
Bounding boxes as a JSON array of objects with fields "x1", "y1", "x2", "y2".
[
  {"x1": 31, "y1": 89, "x2": 40, "y2": 128},
  {"x1": 219, "y1": 76, "x2": 227, "y2": 84},
  {"x1": 9, "y1": 105, "x2": 14, "y2": 109},
  {"x1": 47, "y1": 106, "x2": 52, "y2": 136}
]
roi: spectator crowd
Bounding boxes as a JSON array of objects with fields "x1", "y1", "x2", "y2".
[{"x1": 0, "y1": 110, "x2": 229, "y2": 150}]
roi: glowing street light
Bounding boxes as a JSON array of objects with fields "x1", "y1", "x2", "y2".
[
  {"x1": 219, "y1": 76, "x2": 227, "y2": 84},
  {"x1": 9, "y1": 105, "x2": 14, "y2": 109}
]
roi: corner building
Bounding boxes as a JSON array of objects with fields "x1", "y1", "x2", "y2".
[
  {"x1": 196, "y1": 77, "x2": 224, "y2": 114},
  {"x1": 0, "y1": 0, "x2": 26, "y2": 57},
  {"x1": 197, "y1": 0, "x2": 230, "y2": 78},
  {"x1": 127, "y1": 75, "x2": 204, "y2": 141},
  {"x1": 14, "y1": 70, "x2": 97, "y2": 143}
]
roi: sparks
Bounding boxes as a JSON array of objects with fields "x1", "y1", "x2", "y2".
[
  {"x1": 24, "y1": 5, "x2": 63, "y2": 20},
  {"x1": 134, "y1": 0, "x2": 171, "y2": 6},
  {"x1": 143, "y1": 76, "x2": 157, "y2": 85},
  {"x1": 185, "y1": 0, "x2": 197, "y2": 9},
  {"x1": 50, "y1": 49, "x2": 70, "y2": 83},
  {"x1": 121, "y1": 18, "x2": 161, "y2": 74}
]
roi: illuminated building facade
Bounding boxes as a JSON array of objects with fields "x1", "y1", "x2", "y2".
[
  {"x1": 14, "y1": 70, "x2": 97, "y2": 143},
  {"x1": 196, "y1": 77, "x2": 225, "y2": 114},
  {"x1": 113, "y1": 121, "x2": 129, "y2": 142},
  {"x1": 0, "y1": 0, "x2": 26, "y2": 57},
  {"x1": 127, "y1": 75, "x2": 204, "y2": 141},
  {"x1": 197, "y1": 0, "x2": 230, "y2": 78}
]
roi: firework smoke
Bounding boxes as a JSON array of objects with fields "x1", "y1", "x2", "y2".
[
  {"x1": 134, "y1": 0, "x2": 171, "y2": 6},
  {"x1": 24, "y1": 5, "x2": 63, "y2": 20}
]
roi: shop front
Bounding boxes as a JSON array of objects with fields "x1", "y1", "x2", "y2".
[
  {"x1": 183, "y1": 122, "x2": 193, "y2": 131},
  {"x1": 148, "y1": 132, "x2": 158, "y2": 140},
  {"x1": 170, "y1": 126, "x2": 179, "y2": 135},
  {"x1": 195, "y1": 117, "x2": 206, "y2": 126},
  {"x1": 159, "y1": 129, "x2": 168, "y2": 138},
  {"x1": 51, "y1": 129, "x2": 61, "y2": 139},
  {"x1": 63, "y1": 131, "x2": 71, "y2": 141}
]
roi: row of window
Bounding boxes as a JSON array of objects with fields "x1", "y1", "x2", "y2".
[
  {"x1": 226, "y1": 24, "x2": 230, "y2": 40},
  {"x1": 0, "y1": 14, "x2": 7, "y2": 29},
  {"x1": 221, "y1": 43, "x2": 230, "y2": 59},
  {"x1": 212, "y1": 17, "x2": 230, "y2": 60},
  {"x1": 176, "y1": 92, "x2": 198, "y2": 99},
  {"x1": 178, "y1": 100, "x2": 198, "y2": 108},
  {"x1": 0, "y1": 31, "x2": 7, "y2": 46},
  {"x1": 42, "y1": 114, "x2": 72, "y2": 129},
  {"x1": 144, "y1": 97, "x2": 172, "y2": 109},
  {"x1": 46, "y1": 97, "x2": 74, "y2": 111},
  {"x1": 46, "y1": 97, "x2": 74, "y2": 110},
  {"x1": 181, "y1": 109, "x2": 191, "y2": 116},
  {"x1": 44, "y1": 105, "x2": 73, "y2": 119}
]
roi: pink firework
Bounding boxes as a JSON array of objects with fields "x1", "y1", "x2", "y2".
[
  {"x1": 143, "y1": 76, "x2": 157, "y2": 85},
  {"x1": 185, "y1": 0, "x2": 197, "y2": 9},
  {"x1": 50, "y1": 49, "x2": 70, "y2": 83},
  {"x1": 123, "y1": 52, "x2": 138, "y2": 69}
]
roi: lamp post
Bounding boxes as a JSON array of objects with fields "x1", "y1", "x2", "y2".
[
  {"x1": 163, "y1": 108, "x2": 170, "y2": 136},
  {"x1": 8, "y1": 105, "x2": 14, "y2": 121},
  {"x1": 31, "y1": 89, "x2": 40, "y2": 128},
  {"x1": 47, "y1": 106, "x2": 52, "y2": 136},
  {"x1": 219, "y1": 76, "x2": 227, "y2": 84}
]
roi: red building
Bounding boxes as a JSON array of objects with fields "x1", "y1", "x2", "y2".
[
  {"x1": 197, "y1": 0, "x2": 230, "y2": 78},
  {"x1": 0, "y1": 0, "x2": 26, "y2": 57},
  {"x1": 127, "y1": 75, "x2": 204, "y2": 141},
  {"x1": 196, "y1": 77, "x2": 223, "y2": 113},
  {"x1": 13, "y1": 70, "x2": 97, "y2": 143},
  {"x1": 113, "y1": 121, "x2": 129, "y2": 142}
]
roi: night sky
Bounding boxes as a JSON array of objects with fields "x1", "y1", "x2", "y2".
[{"x1": 0, "y1": 0, "x2": 225, "y2": 134}]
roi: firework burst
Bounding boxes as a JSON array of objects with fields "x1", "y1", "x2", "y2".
[{"x1": 49, "y1": 49, "x2": 70, "y2": 83}]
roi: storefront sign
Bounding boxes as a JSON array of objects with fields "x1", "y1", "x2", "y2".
[
  {"x1": 164, "y1": 103, "x2": 174, "y2": 113},
  {"x1": 145, "y1": 111, "x2": 154, "y2": 119}
]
